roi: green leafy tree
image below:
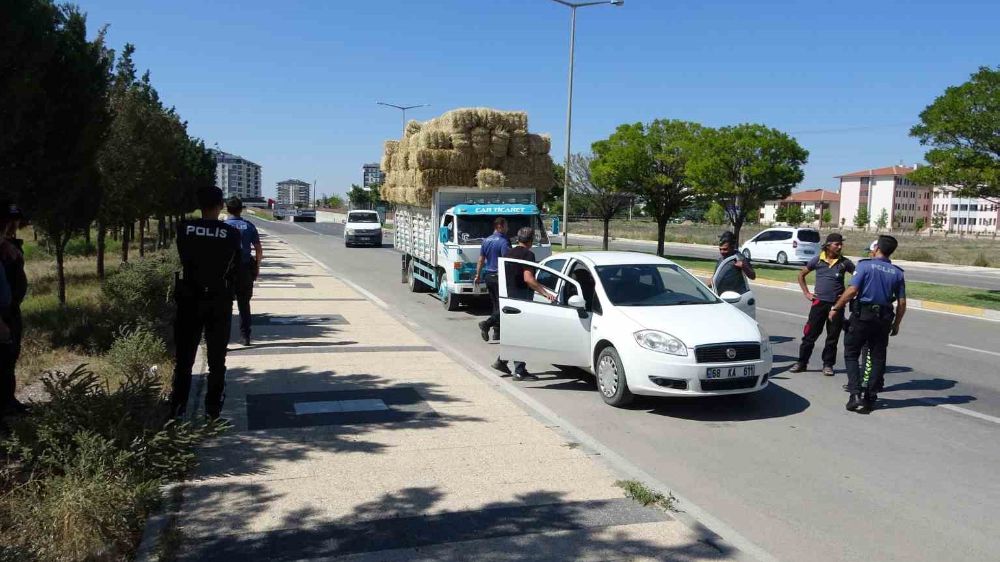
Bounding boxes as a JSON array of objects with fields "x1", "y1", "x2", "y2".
[
  {"x1": 687, "y1": 124, "x2": 808, "y2": 242},
  {"x1": 774, "y1": 205, "x2": 789, "y2": 223},
  {"x1": 592, "y1": 120, "x2": 702, "y2": 256},
  {"x1": 909, "y1": 66, "x2": 1000, "y2": 204},
  {"x1": 704, "y1": 202, "x2": 727, "y2": 225},
  {"x1": 570, "y1": 154, "x2": 629, "y2": 250},
  {"x1": 931, "y1": 212, "x2": 946, "y2": 230},
  {"x1": 821, "y1": 209, "x2": 832, "y2": 226},
  {"x1": 854, "y1": 206, "x2": 870, "y2": 230},
  {"x1": 876, "y1": 209, "x2": 889, "y2": 231},
  {"x1": 785, "y1": 205, "x2": 805, "y2": 226},
  {"x1": 915, "y1": 217, "x2": 926, "y2": 231}
]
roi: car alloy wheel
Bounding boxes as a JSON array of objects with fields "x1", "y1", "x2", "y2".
[
  {"x1": 777, "y1": 251, "x2": 788, "y2": 265},
  {"x1": 598, "y1": 355, "x2": 619, "y2": 398},
  {"x1": 597, "y1": 346, "x2": 634, "y2": 407}
]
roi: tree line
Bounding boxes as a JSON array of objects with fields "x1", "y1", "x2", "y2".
[{"x1": 1, "y1": 1, "x2": 215, "y2": 303}]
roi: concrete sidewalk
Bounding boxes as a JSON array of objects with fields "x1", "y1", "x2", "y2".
[{"x1": 163, "y1": 232, "x2": 733, "y2": 561}]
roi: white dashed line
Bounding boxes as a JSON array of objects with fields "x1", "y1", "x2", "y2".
[{"x1": 947, "y1": 344, "x2": 1000, "y2": 358}]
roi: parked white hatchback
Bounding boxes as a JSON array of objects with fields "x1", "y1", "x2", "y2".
[
  {"x1": 498, "y1": 252, "x2": 772, "y2": 407},
  {"x1": 740, "y1": 227, "x2": 820, "y2": 265}
]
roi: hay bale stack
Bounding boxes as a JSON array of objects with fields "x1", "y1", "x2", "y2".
[{"x1": 378, "y1": 107, "x2": 554, "y2": 205}]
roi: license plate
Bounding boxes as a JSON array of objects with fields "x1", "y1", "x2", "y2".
[
  {"x1": 802, "y1": 250, "x2": 815, "y2": 255},
  {"x1": 705, "y1": 365, "x2": 755, "y2": 379}
]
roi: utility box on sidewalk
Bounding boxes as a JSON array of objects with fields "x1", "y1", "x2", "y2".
[{"x1": 552, "y1": 217, "x2": 560, "y2": 236}]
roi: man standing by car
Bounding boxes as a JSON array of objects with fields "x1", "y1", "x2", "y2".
[
  {"x1": 224, "y1": 197, "x2": 263, "y2": 346},
  {"x1": 790, "y1": 233, "x2": 855, "y2": 375},
  {"x1": 709, "y1": 231, "x2": 756, "y2": 294},
  {"x1": 474, "y1": 217, "x2": 509, "y2": 341},
  {"x1": 829, "y1": 235, "x2": 906, "y2": 414},
  {"x1": 493, "y1": 227, "x2": 556, "y2": 380}
]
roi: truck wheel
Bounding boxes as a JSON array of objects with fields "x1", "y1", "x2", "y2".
[
  {"x1": 441, "y1": 288, "x2": 462, "y2": 311},
  {"x1": 408, "y1": 262, "x2": 427, "y2": 293}
]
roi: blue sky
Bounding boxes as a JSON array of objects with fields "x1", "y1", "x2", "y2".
[{"x1": 82, "y1": 0, "x2": 1000, "y2": 199}]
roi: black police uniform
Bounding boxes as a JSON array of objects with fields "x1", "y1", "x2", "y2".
[
  {"x1": 0, "y1": 238, "x2": 26, "y2": 410},
  {"x1": 169, "y1": 218, "x2": 242, "y2": 418},
  {"x1": 843, "y1": 257, "x2": 905, "y2": 404}
]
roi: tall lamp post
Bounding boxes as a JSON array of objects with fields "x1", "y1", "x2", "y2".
[
  {"x1": 377, "y1": 102, "x2": 430, "y2": 136},
  {"x1": 549, "y1": 0, "x2": 623, "y2": 248}
]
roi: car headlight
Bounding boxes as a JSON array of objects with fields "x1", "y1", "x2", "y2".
[
  {"x1": 758, "y1": 323, "x2": 771, "y2": 352},
  {"x1": 634, "y1": 330, "x2": 687, "y2": 356},
  {"x1": 346, "y1": 228, "x2": 355, "y2": 235}
]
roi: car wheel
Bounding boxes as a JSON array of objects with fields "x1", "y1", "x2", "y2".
[
  {"x1": 596, "y1": 347, "x2": 634, "y2": 407},
  {"x1": 776, "y1": 251, "x2": 788, "y2": 265},
  {"x1": 441, "y1": 289, "x2": 461, "y2": 311},
  {"x1": 408, "y1": 262, "x2": 428, "y2": 293},
  {"x1": 742, "y1": 249, "x2": 751, "y2": 260}
]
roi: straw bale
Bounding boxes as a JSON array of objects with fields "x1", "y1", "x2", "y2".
[
  {"x1": 531, "y1": 171, "x2": 555, "y2": 192},
  {"x1": 528, "y1": 133, "x2": 551, "y2": 155},
  {"x1": 471, "y1": 127, "x2": 491, "y2": 154},
  {"x1": 418, "y1": 130, "x2": 452, "y2": 149},
  {"x1": 380, "y1": 154, "x2": 391, "y2": 173},
  {"x1": 451, "y1": 131, "x2": 471, "y2": 150},
  {"x1": 404, "y1": 120, "x2": 422, "y2": 137},
  {"x1": 441, "y1": 108, "x2": 482, "y2": 131},
  {"x1": 450, "y1": 148, "x2": 476, "y2": 170},
  {"x1": 503, "y1": 173, "x2": 532, "y2": 188},
  {"x1": 501, "y1": 156, "x2": 532, "y2": 175},
  {"x1": 532, "y1": 154, "x2": 554, "y2": 175},
  {"x1": 490, "y1": 129, "x2": 511, "y2": 158},
  {"x1": 412, "y1": 149, "x2": 453, "y2": 169},
  {"x1": 508, "y1": 133, "x2": 529, "y2": 157},
  {"x1": 383, "y1": 140, "x2": 399, "y2": 158},
  {"x1": 476, "y1": 169, "x2": 506, "y2": 189}
]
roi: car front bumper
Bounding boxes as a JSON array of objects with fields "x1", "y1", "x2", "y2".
[
  {"x1": 624, "y1": 346, "x2": 772, "y2": 397},
  {"x1": 345, "y1": 232, "x2": 382, "y2": 245}
]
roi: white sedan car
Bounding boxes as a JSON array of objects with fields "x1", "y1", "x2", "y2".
[{"x1": 498, "y1": 252, "x2": 772, "y2": 407}]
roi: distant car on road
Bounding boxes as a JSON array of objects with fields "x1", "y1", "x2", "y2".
[
  {"x1": 293, "y1": 208, "x2": 316, "y2": 223},
  {"x1": 499, "y1": 251, "x2": 772, "y2": 407},
  {"x1": 740, "y1": 227, "x2": 820, "y2": 265},
  {"x1": 344, "y1": 210, "x2": 382, "y2": 247}
]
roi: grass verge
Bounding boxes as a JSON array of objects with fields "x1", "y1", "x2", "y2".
[{"x1": 615, "y1": 480, "x2": 677, "y2": 512}]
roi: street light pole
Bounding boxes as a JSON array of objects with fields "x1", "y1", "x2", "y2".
[
  {"x1": 549, "y1": 0, "x2": 623, "y2": 249},
  {"x1": 377, "y1": 102, "x2": 430, "y2": 136}
]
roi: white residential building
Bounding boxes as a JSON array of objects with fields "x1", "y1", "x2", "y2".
[
  {"x1": 759, "y1": 189, "x2": 840, "y2": 227},
  {"x1": 211, "y1": 149, "x2": 262, "y2": 200},
  {"x1": 276, "y1": 179, "x2": 312, "y2": 206},
  {"x1": 931, "y1": 187, "x2": 999, "y2": 233},
  {"x1": 836, "y1": 165, "x2": 932, "y2": 229}
]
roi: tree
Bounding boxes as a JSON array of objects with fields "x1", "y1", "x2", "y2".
[
  {"x1": 785, "y1": 205, "x2": 805, "y2": 226},
  {"x1": 821, "y1": 209, "x2": 833, "y2": 226},
  {"x1": 915, "y1": 217, "x2": 926, "y2": 231},
  {"x1": 931, "y1": 212, "x2": 946, "y2": 230},
  {"x1": 704, "y1": 202, "x2": 727, "y2": 225},
  {"x1": 774, "y1": 205, "x2": 789, "y2": 224},
  {"x1": 909, "y1": 66, "x2": 1000, "y2": 204},
  {"x1": 348, "y1": 184, "x2": 374, "y2": 207},
  {"x1": 569, "y1": 154, "x2": 629, "y2": 250},
  {"x1": 876, "y1": 209, "x2": 889, "y2": 231},
  {"x1": 6, "y1": 4, "x2": 112, "y2": 304},
  {"x1": 854, "y1": 206, "x2": 870, "y2": 230},
  {"x1": 591, "y1": 120, "x2": 701, "y2": 256},
  {"x1": 687, "y1": 124, "x2": 808, "y2": 242}
]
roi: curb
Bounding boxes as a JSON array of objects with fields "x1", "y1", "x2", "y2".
[{"x1": 684, "y1": 268, "x2": 1000, "y2": 323}]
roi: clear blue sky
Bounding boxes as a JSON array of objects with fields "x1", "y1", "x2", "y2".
[{"x1": 82, "y1": 0, "x2": 1000, "y2": 199}]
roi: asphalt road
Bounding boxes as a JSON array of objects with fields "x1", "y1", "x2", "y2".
[
  {"x1": 254, "y1": 218, "x2": 1000, "y2": 562},
  {"x1": 560, "y1": 233, "x2": 1000, "y2": 291}
]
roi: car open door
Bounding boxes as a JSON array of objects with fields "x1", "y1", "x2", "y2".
[
  {"x1": 499, "y1": 258, "x2": 591, "y2": 368},
  {"x1": 711, "y1": 254, "x2": 757, "y2": 319}
]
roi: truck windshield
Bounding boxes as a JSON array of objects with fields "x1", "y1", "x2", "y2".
[
  {"x1": 348, "y1": 213, "x2": 378, "y2": 223},
  {"x1": 456, "y1": 215, "x2": 549, "y2": 245}
]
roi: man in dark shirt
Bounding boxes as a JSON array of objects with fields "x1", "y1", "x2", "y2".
[
  {"x1": 0, "y1": 204, "x2": 25, "y2": 416},
  {"x1": 790, "y1": 233, "x2": 855, "y2": 375},
  {"x1": 224, "y1": 197, "x2": 263, "y2": 346},
  {"x1": 169, "y1": 186, "x2": 242, "y2": 420},
  {"x1": 709, "y1": 231, "x2": 756, "y2": 295},
  {"x1": 473, "y1": 217, "x2": 509, "y2": 341},
  {"x1": 493, "y1": 227, "x2": 556, "y2": 380}
]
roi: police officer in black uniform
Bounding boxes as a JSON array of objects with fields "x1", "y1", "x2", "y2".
[
  {"x1": 169, "y1": 186, "x2": 243, "y2": 419},
  {"x1": 0, "y1": 204, "x2": 28, "y2": 416},
  {"x1": 829, "y1": 235, "x2": 907, "y2": 414}
]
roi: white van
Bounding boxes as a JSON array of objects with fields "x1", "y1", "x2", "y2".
[
  {"x1": 343, "y1": 210, "x2": 383, "y2": 247},
  {"x1": 740, "y1": 228, "x2": 821, "y2": 265}
]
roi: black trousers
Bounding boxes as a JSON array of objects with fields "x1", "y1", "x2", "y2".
[
  {"x1": 797, "y1": 300, "x2": 844, "y2": 367},
  {"x1": 0, "y1": 307, "x2": 23, "y2": 406},
  {"x1": 235, "y1": 265, "x2": 256, "y2": 337},
  {"x1": 483, "y1": 272, "x2": 501, "y2": 332},
  {"x1": 170, "y1": 294, "x2": 233, "y2": 417},
  {"x1": 844, "y1": 312, "x2": 892, "y2": 394}
]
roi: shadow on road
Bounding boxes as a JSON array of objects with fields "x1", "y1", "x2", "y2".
[{"x1": 634, "y1": 380, "x2": 810, "y2": 421}]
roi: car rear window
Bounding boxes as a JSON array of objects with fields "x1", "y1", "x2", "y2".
[{"x1": 797, "y1": 230, "x2": 820, "y2": 243}]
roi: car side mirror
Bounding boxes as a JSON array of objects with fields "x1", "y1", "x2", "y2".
[
  {"x1": 719, "y1": 291, "x2": 741, "y2": 304},
  {"x1": 567, "y1": 295, "x2": 585, "y2": 309}
]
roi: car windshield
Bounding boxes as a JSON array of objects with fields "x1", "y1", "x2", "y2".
[
  {"x1": 595, "y1": 264, "x2": 719, "y2": 306},
  {"x1": 348, "y1": 213, "x2": 379, "y2": 223},
  {"x1": 456, "y1": 214, "x2": 549, "y2": 245},
  {"x1": 797, "y1": 230, "x2": 820, "y2": 243}
]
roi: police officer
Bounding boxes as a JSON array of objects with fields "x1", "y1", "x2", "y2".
[
  {"x1": 473, "y1": 217, "x2": 510, "y2": 342},
  {"x1": 0, "y1": 204, "x2": 25, "y2": 416},
  {"x1": 169, "y1": 186, "x2": 243, "y2": 419},
  {"x1": 789, "y1": 233, "x2": 855, "y2": 375},
  {"x1": 829, "y1": 235, "x2": 906, "y2": 414},
  {"x1": 224, "y1": 197, "x2": 263, "y2": 346}
]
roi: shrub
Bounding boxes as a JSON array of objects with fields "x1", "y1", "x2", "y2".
[
  {"x1": 101, "y1": 252, "x2": 179, "y2": 334},
  {"x1": 104, "y1": 328, "x2": 170, "y2": 389},
  {"x1": 897, "y1": 249, "x2": 935, "y2": 263}
]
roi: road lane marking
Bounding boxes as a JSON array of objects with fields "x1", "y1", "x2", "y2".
[
  {"x1": 915, "y1": 399, "x2": 1000, "y2": 425},
  {"x1": 757, "y1": 307, "x2": 808, "y2": 320},
  {"x1": 947, "y1": 344, "x2": 1000, "y2": 357}
]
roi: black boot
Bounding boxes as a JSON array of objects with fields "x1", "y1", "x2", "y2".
[
  {"x1": 863, "y1": 391, "x2": 878, "y2": 412},
  {"x1": 478, "y1": 321, "x2": 490, "y2": 342},
  {"x1": 846, "y1": 394, "x2": 864, "y2": 412}
]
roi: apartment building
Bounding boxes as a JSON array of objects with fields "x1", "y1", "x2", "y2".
[
  {"x1": 362, "y1": 163, "x2": 385, "y2": 189},
  {"x1": 836, "y1": 165, "x2": 931, "y2": 229},
  {"x1": 759, "y1": 189, "x2": 840, "y2": 226},
  {"x1": 210, "y1": 149, "x2": 262, "y2": 199},
  {"x1": 276, "y1": 179, "x2": 312, "y2": 206},
  {"x1": 931, "y1": 187, "x2": 999, "y2": 233}
]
